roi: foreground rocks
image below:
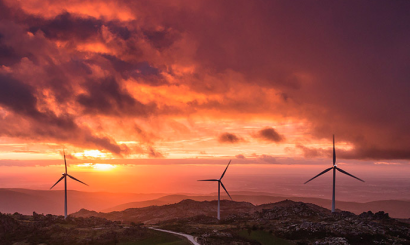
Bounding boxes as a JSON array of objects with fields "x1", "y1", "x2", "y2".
[
  {"x1": 154, "y1": 200, "x2": 410, "y2": 244},
  {"x1": 5, "y1": 199, "x2": 409, "y2": 244},
  {"x1": 0, "y1": 212, "x2": 150, "y2": 245}
]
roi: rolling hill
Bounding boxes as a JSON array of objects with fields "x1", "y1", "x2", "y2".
[
  {"x1": 1, "y1": 188, "x2": 409, "y2": 219},
  {"x1": 101, "y1": 194, "x2": 410, "y2": 218}
]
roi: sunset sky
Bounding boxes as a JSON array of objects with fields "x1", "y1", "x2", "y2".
[{"x1": 0, "y1": 0, "x2": 409, "y2": 198}]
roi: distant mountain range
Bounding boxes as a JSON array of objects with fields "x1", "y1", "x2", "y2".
[
  {"x1": 102, "y1": 194, "x2": 410, "y2": 219},
  {"x1": 0, "y1": 188, "x2": 165, "y2": 215},
  {"x1": 1, "y1": 188, "x2": 409, "y2": 218}
]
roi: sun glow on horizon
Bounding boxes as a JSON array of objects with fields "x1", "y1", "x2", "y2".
[
  {"x1": 72, "y1": 150, "x2": 109, "y2": 159},
  {"x1": 76, "y1": 163, "x2": 117, "y2": 171}
]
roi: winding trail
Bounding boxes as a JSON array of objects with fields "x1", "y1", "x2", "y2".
[{"x1": 148, "y1": 227, "x2": 200, "y2": 245}]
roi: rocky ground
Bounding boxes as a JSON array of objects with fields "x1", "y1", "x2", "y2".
[
  {"x1": 2, "y1": 199, "x2": 409, "y2": 244},
  {"x1": 154, "y1": 200, "x2": 410, "y2": 245},
  {"x1": 0, "y1": 212, "x2": 189, "y2": 245}
]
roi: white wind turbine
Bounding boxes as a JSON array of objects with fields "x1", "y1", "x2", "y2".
[
  {"x1": 50, "y1": 151, "x2": 88, "y2": 218},
  {"x1": 198, "y1": 160, "x2": 232, "y2": 220},
  {"x1": 304, "y1": 135, "x2": 364, "y2": 212}
]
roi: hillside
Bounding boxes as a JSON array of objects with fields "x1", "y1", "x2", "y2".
[
  {"x1": 1, "y1": 199, "x2": 409, "y2": 244},
  {"x1": 102, "y1": 194, "x2": 410, "y2": 218},
  {"x1": 2, "y1": 188, "x2": 410, "y2": 219},
  {"x1": 73, "y1": 199, "x2": 410, "y2": 244},
  {"x1": 73, "y1": 199, "x2": 255, "y2": 224}
]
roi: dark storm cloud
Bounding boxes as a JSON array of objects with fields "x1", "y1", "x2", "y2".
[
  {"x1": 218, "y1": 132, "x2": 242, "y2": 144},
  {"x1": 0, "y1": 75, "x2": 72, "y2": 129},
  {"x1": 151, "y1": 0, "x2": 410, "y2": 159},
  {"x1": 0, "y1": 74, "x2": 39, "y2": 117},
  {"x1": 0, "y1": 0, "x2": 16, "y2": 21},
  {"x1": 29, "y1": 12, "x2": 102, "y2": 41},
  {"x1": 143, "y1": 28, "x2": 180, "y2": 50},
  {"x1": 101, "y1": 55, "x2": 165, "y2": 85},
  {"x1": 106, "y1": 22, "x2": 131, "y2": 40},
  {"x1": 28, "y1": 12, "x2": 133, "y2": 42},
  {"x1": 0, "y1": 30, "x2": 36, "y2": 67},
  {"x1": 0, "y1": 0, "x2": 409, "y2": 160},
  {"x1": 0, "y1": 43, "x2": 21, "y2": 66},
  {"x1": 0, "y1": 112, "x2": 127, "y2": 155},
  {"x1": 338, "y1": 147, "x2": 410, "y2": 161},
  {"x1": 254, "y1": 127, "x2": 284, "y2": 143},
  {"x1": 77, "y1": 77, "x2": 157, "y2": 116},
  {"x1": 0, "y1": 74, "x2": 128, "y2": 155}
]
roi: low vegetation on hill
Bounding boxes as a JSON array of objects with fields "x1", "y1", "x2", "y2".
[
  {"x1": 75, "y1": 199, "x2": 410, "y2": 244},
  {"x1": 2, "y1": 200, "x2": 410, "y2": 244},
  {"x1": 155, "y1": 200, "x2": 410, "y2": 244},
  {"x1": 0, "y1": 212, "x2": 188, "y2": 245}
]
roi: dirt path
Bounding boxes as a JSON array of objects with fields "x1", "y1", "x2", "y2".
[{"x1": 148, "y1": 227, "x2": 200, "y2": 245}]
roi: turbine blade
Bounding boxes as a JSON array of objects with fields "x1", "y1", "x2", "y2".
[
  {"x1": 67, "y1": 174, "x2": 89, "y2": 186},
  {"x1": 333, "y1": 135, "x2": 336, "y2": 166},
  {"x1": 304, "y1": 167, "x2": 333, "y2": 184},
  {"x1": 50, "y1": 176, "x2": 65, "y2": 189},
  {"x1": 198, "y1": 179, "x2": 218, "y2": 181},
  {"x1": 220, "y1": 181, "x2": 232, "y2": 200},
  {"x1": 63, "y1": 150, "x2": 67, "y2": 174},
  {"x1": 336, "y1": 167, "x2": 365, "y2": 182},
  {"x1": 220, "y1": 160, "x2": 231, "y2": 179}
]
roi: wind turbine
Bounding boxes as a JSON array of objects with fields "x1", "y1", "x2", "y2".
[
  {"x1": 198, "y1": 160, "x2": 232, "y2": 220},
  {"x1": 304, "y1": 135, "x2": 364, "y2": 212},
  {"x1": 50, "y1": 150, "x2": 88, "y2": 219}
]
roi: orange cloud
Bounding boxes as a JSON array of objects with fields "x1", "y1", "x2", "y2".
[{"x1": 0, "y1": 0, "x2": 409, "y2": 163}]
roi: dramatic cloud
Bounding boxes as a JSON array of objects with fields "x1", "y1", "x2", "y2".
[
  {"x1": 254, "y1": 127, "x2": 284, "y2": 143},
  {"x1": 77, "y1": 77, "x2": 156, "y2": 116},
  {"x1": 296, "y1": 144, "x2": 328, "y2": 159},
  {"x1": 147, "y1": 147, "x2": 164, "y2": 158},
  {"x1": 218, "y1": 133, "x2": 243, "y2": 144},
  {"x1": 0, "y1": 0, "x2": 409, "y2": 161}
]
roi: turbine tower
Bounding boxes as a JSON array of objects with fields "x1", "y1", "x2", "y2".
[
  {"x1": 50, "y1": 150, "x2": 88, "y2": 219},
  {"x1": 198, "y1": 160, "x2": 232, "y2": 220},
  {"x1": 304, "y1": 135, "x2": 364, "y2": 212}
]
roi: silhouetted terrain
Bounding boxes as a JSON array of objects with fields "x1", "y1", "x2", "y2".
[
  {"x1": 73, "y1": 199, "x2": 410, "y2": 244},
  {"x1": 154, "y1": 200, "x2": 410, "y2": 244},
  {"x1": 2, "y1": 199, "x2": 410, "y2": 244},
  {"x1": 2, "y1": 189, "x2": 410, "y2": 219},
  {"x1": 74, "y1": 199, "x2": 254, "y2": 224},
  {"x1": 102, "y1": 194, "x2": 410, "y2": 219}
]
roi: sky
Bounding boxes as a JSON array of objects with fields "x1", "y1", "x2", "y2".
[{"x1": 0, "y1": 0, "x2": 409, "y2": 199}]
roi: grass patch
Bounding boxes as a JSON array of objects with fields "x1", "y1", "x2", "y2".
[
  {"x1": 119, "y1": 230, "x2": 192, "y2": 245},
  {"x1": 239, "y1": 230, "x2": 292, "y2": 245}
]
